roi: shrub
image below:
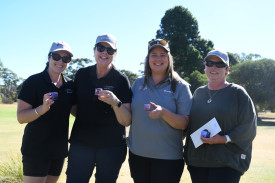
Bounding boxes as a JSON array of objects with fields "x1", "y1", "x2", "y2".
[{"x1": 0, "y1": 152, "x2": 23, "y2": 183}]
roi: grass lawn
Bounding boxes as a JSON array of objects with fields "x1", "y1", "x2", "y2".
[{"x1": 0, "y1": 104, "x2": 275, "y2": 182}]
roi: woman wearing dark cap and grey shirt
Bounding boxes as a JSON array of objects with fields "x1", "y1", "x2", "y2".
[
  {"x1": 127, "y1": 39, "x2": 192, "y2": 183},
  {"x1": 185, "y1": 50, "x2": 257, "y2": 183},
  {"x1": 17, "y1": 41, "x2": 74, "y2": 183}
]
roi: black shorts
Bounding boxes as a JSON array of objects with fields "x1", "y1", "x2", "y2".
[{"x1": 22, "y1": 155, "x2": 65, "y2": 177}]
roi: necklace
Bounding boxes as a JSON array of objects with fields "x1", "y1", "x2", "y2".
[
  {"x1": 207, "y1": 88, "x2": 220, "y2": 104},
  {"x1": 52, "y1": 75, "x2": 61, "y2": 86}
]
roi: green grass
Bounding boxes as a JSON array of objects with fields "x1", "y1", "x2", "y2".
[
  {"x1": 0, "y1": 107, "x2": 25, "y2": 158},
  {"x1": 0, "y1": 104, "x2": 275, "y2": 182}
]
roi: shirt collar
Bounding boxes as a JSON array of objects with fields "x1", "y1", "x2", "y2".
[{"x1": 148, "y1": 76, "x2": 172, "y2": 87}]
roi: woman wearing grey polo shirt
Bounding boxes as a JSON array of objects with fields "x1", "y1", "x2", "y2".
[{"x1": 127, "y1": 39, "x2": 192, "y2": 183}]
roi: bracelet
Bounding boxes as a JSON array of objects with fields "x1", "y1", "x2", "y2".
[{"x1": 34, "y1": 108, "x2": 40, "y2": 116}]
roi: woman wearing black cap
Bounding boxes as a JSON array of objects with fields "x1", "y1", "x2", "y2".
[
  {"x1": 184, "y1": 50, "x2": 257, "y2": 183},
  {"x1": 17, "y1": 41, "x2": 74, "y2": 183},
  {"x1": 66, "y1": 34, "x2": 132, "y2": 183},
  {"x1": 127, "y1": 39, "x2": 192, "y2": 183}
]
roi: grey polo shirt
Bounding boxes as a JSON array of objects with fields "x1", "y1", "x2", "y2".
[{"x1": 127, "y1": 76, "x2": 192, "y2": 159}]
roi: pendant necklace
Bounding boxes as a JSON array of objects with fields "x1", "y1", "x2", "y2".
[
  {"x1": 207, "y1": 88, "x2": 220, "y2": 104},
  {"x1": 52, "y1": 75, "x2": 61, "y2": 86}
]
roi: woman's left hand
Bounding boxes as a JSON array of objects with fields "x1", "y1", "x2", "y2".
[
  {"x1": 98, "y1": 90, "x2": 119, "y2": 106},
  {"x1": 148, "y1": 102, "x2": 163, "y2": 119},
  {"x1": 201, "y1": 133, "x2": 227, "y2": 144}
]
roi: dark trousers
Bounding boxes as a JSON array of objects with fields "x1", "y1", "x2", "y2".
[
  {"x1": 187, "y1": 165, "x2": 243, "y2": 183},
  {"x1": 128, "y1": 151, "x2": 184, "y2": 183},
  {"x1": 66, "y1": 143, "x2": 126, "y2": 183}
]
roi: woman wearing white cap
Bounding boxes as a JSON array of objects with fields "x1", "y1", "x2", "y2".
[
  {"x1": 127, "y1": 39, "x2": 192, "y2": 183},
  {"x1": 66, "y1": 34, "x2": 132, "y2": 183},
  {"x1": 184, "y1": 50, "x2": 257, "y2": 183},
  {"x1": 17, "y1": 41, "x2": 74, "y2": 183}
]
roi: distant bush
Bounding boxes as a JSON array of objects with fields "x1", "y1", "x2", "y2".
[{"x1": 0, "y1": 152, "x2": 23, "y2": 183}]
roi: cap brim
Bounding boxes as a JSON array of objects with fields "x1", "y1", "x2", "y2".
[
  {"x1": 52, "y1": 49, "x2": 73, "y2": 57},
  {"x1": 97, "y1": 41, "x2": 116, "y2": 49},
  {"x1": 204, "y1": 54, "x2": 227, "y2": 65},
  {"x1": 149, "y1": 44, "x2": 170, "y2": 52}
]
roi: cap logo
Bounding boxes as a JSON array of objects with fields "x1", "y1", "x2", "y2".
[{"x1": 56, "y1": 43, "x2": 63, "y2": 47}]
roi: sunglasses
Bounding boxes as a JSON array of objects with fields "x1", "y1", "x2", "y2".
[
  {"x1": 204, "y1": 61, "x2": 227, "y2": 68},
  {"x1": 96, "y1": 44, "x2": 116, "y2": 55},
  {"x1": 50, "y1": 52, "x2": 71, "y2": 63},
  {"x1": 149, "y1": 39, "x2": 168, "y2": 47}
]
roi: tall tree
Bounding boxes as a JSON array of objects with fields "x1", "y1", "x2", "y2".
[
  {"x1": 228, "y1": 59, "x2": 275, "y2": 111},
  {"x1": 0, "y1": 59, "x2": 3, "y2": 103},
  {"x1": 156, "y1": 6, "x2": 214, "y2": 76},
  {"x1": 184, "y1": 70, "x2": 207, "y2": 94},
  {"x1": 239, "y1": 53, "x2": 261, "y2": 62},
  {"x1": 120, "y1": 69, "x2": 140, "y2": 86},
  {"x1": 228, "y1": 52, "x2": 240, "y2": 66},
  {"x1": 1, "y1": 67, "x2": 22, "y2": 103},
  {"x1": 63, "y1": 58, "x2": 92, "y2": 80}
]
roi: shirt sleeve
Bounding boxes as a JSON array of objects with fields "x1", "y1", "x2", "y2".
[
  {"x1": 72, "y1": 69, "x2": 82, "y2": 105},
  {"x1": 228, "y1": 87, "x2": 257, "y2": 151},
  {"x1": 18, "y1": 76, "x2": 37, "y2": 107},
  {"x1": 117, "y1": 75, "x2": 132, "y2": 104},
  {"x1": 176, "y1": 81, "x2": 193, "y2": 115}
]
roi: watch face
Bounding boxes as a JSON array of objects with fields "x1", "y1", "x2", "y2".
[{"x1": 117, "y1": 101, "x2": 122, "y2": 108}]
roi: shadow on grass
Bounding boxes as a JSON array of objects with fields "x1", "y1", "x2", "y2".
[{"x1": 257, "y1": 117, "x2": 275, "y2": 126}]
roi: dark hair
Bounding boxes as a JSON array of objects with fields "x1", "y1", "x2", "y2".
[{"x1": 143, "y1": 49, "x2": 183, "y2": 93}]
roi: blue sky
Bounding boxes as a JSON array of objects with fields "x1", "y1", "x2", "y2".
[{"x1": 0, "y1": 0, "x2": 274, "y2": 79}]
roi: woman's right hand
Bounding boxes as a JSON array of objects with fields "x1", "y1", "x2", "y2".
[
  {"x1": 17, "y1": 93, "x2": 54, "y2": 124},
  {"x1": 40, "y1": 93, "x2": 55, "y2": 113}
]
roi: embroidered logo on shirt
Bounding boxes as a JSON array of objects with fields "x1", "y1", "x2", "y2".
[
  {"x1": 163, "y1": 89, "x2": 173, "y2": 93},
  {"x1": 139, "y1": 86, "x2": 147, "y2": 91},
  {"x1": 104, "y1": 86, "x2": 114, "y2": 91},
  {"x1": 241, "y1": 154, "x2": 246, "y2": 160},
  {"x1": 65, "y1": 89, "x2": 73, "y2": 94}
]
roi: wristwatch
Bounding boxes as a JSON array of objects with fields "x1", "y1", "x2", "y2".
[
  {"x1": 225, "y1": 135, "x2": 231, "y2": 144},
  {"x1": 112, "y1": 101, "x2": 122, "y2": 109}
]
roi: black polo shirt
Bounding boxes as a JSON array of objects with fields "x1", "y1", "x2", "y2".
[
  {"x1": 69, "y1": 64, "x2": 132, "y2": 148},
  {"x1": 18, "y1": 67, "x2": 74, "y2": 159}
]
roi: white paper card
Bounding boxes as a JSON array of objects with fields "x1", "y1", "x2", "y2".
[{"x1": 190, "y1": 117, "x2": 222, "y2": 148}]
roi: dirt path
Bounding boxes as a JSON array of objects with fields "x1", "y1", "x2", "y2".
[{"x1": 0, "y1": 103, "x2": 17, "y2": 108}]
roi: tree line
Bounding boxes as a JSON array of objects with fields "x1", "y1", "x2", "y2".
[{"x1": 0, "y1": 6, "x2": 274, "y2": 112}]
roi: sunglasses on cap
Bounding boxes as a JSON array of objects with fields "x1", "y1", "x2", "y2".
[
  {"x1": 96, "y1": 44, "x2": 117, "y2": 55},
  {"x1": 204, "y1": 61, "x2": 227, "y2": 68},
  {"x1": 149, "y1": 39, "x2": 168, "y2": 47},
  {"x1": 50, "y1": 52, "x2": 72, "y2": 63}
]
